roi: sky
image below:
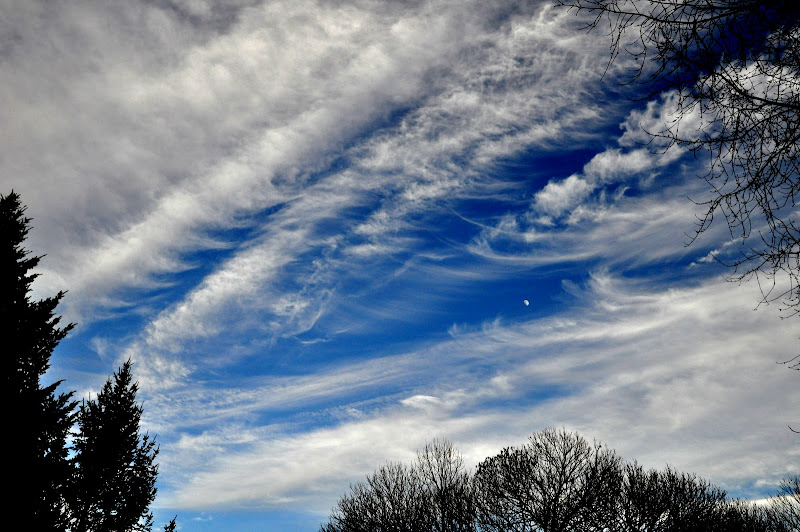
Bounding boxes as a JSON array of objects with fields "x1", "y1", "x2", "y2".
[{"x1": 4, "y1": 0, "x2": 800, "y2": 530}]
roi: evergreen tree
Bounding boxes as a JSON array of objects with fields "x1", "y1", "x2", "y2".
[
  {"x1": 163, "y1": 516, "x2": 178, "y2": 532},
  {"x1": 1, "y1": 190, "x2": 174, "y2": 531},
  {"x1": 0, "y1": 191, "x2": 76, "y2": 530},
  {"x1": 70, "y1": 359, "x2": 160, "y2": 532}
]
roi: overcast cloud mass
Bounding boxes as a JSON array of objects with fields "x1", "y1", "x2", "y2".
[{"x1": 4, "y1": 0, "x2": 799, "y2": 529}]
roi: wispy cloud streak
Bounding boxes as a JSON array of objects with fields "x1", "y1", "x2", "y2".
[{"x1": 154, "y1": 273, "x2": 799, "y2": 512}]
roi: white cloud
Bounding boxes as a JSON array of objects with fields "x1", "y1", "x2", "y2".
[
  {"x1": 470, "y1": 186, "x2": 713, "y2": 271},
  {"x1": 619, "y1": 90, "x2": 714, "y2": 148},
  {"x1": 531, "y1": 144, "x2": 684, "y2": 223},
  {"x1": 36, "y1": 0, "x2": 633, "y2": 389},
  {"x1": 533, "y1": 173, "x2": 594, "y2": 218},
  {"x1": 2, "y1": 0, "x2": 622, "y2": 349},
  {"x1": 5, "y1": 1, "x2": 497, "y2": 302},
  {"x1": 154, "y1": 273, "x2": 800, "y2": 511}
]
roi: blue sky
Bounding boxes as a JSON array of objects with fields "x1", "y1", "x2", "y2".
[{"x1": 4, "y1": 0, "x2": 800, "y2": 530}]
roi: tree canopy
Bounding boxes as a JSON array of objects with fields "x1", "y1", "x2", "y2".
[
  {"x1": 321, "y1": 428, "x2": 797, "y2": 532},
  {"x1": 0, "y1": 191, "x2": 76, "y2": 529},
  {"x1": 0, "y1": 191, "x2": 175, "y2": 531},
  {"x1": 323, "y1": 439, "x2": 474, "y2": 532},
  {"x1": 70, "y1": 360, "x2": 161, "y2": 532}
]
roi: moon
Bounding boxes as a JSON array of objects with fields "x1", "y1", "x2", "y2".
[{"x1": 523, "y1": 299, "x2": 529, "y2": 306}]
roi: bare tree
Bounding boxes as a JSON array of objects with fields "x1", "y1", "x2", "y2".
[
  {"x1": 473, "y1": 446, "x2": 538, "y2": 532},
  {"x1": 615, "y1": 462, "x2": 670, "y2": 532},
  {"x1": 473, "y1": 427, "x2": 622, "y2": 532},
  {"x1": 321, "y1": 461, "x2": 433, "y2": 532},
  {"x1": 724, "y1": 498, "x2": 791, "y2": 532},
  {"x1": 558, "y1": 0, "x2": 800, "y2": 318},
  {"x1": 631, "y1": 466, "x2": 728, "y2": 531},
  {"x1": 416, "y1": 439, "x2": 475, "y2": 532},
  {"x1": 322, "y1": 440, "x2": 477, "y2": 532},
  {"x1": 615, "y1": 462, "x2": 789, "y2": 532},
  {"x1": 768, "y1": 475, "x2": 800, "y2": 530},
  {"x1": 322, "y1": 430, "x2": 787, "y2": 531}
]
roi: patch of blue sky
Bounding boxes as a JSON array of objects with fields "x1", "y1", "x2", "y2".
[{"x1": 153, "y1": 509, "x2": 325, "y2": 532}]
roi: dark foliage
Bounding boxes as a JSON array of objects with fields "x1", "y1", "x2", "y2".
[
  {"x1": 70, "y1": 360, "x2": 160, "y2": 532},
  {"x1": 163, "y1": 516, "x2": 178, "y2": 532},
  {"x1": 0, "y1": 191, "x2": 76, "y2": 530},
  {"x1": 1, "y1": 191, "x2": 173, "y2": 531}
]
